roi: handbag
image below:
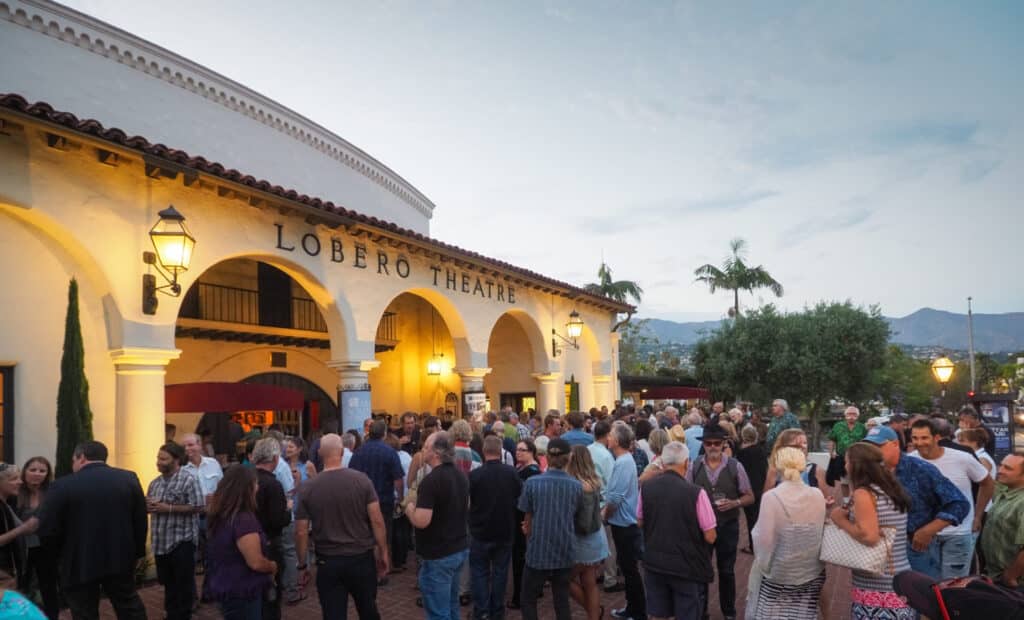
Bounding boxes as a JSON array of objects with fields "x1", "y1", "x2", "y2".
[
  {"x1": 819, "y1": 521, "x2": 895, "y2": 574},
  {"x1": 574, "y1": 490, "x2": 602, "y2": 535}
]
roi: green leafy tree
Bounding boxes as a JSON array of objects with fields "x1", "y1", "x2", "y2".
[
  {"x1": 618, "y1": 319, "x2": 658, "y2": 375},
  {"x1": 872, "y1": 346, "x2": 934, "y2": 414},
  {"x1": 695, "y1": 302, "x2": 889, "y2": 444},
  {"x1": 584, "y1": 262, "x2": 643, "y2": 329},
  {"x1": 693, "y1": 238, "x2": 784, "y2": 318},
  {"x1": 55, "y1": 278, "x2": 93, "y2": 477}
]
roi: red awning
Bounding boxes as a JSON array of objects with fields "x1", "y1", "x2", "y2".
[
  {"x1": 633, "y1": 386, "x2": 710, "y2": 400},
  {"x1": 165, "y1": 382, "x2": 305, "y2": 413}
]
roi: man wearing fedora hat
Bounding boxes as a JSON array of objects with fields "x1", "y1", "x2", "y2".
[{"x1": 686, "y1": 424, "x2": 754, "y2": 620}]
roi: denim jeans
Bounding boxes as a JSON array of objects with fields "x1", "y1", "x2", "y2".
[
  {"x1": 315, "y1": 550, "x2": 380, "y2": 620},
  {"x1": 220, "y1": 596, "x2": 261, "y2": 620},
  {"x1": 469, "y1": 538, "x2": 512, "y2": 620},
  {"x1": 419, "y1": 549, "x2": 469, "y2": 620},
  {"x1": 643, "y1": 570, "x2": 703, "y2": 620},
  {"x1": 909, "y1": 532, "x2": 975, "y2": 580},
  {"x1": 280, "y1": 521, "x2": 298, "y2": 597}
]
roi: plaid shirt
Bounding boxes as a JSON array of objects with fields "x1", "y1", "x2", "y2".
[{"x1": 147, "y1": 468, "x2": 203, "y2": 555}]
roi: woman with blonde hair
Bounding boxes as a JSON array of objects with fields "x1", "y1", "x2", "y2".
[
  {"x1": 747, "y1": 447, "x2": 826, "y2": 619},
  {"x1": 639, "y1": 429, "x2": 671, "y2": 482},
  {"x1": 566, "y1": 446, "x2": 608, "y2": 620},
  {"x1": 0, "y1": 464, "x2": 37, "y2": 592},
  {"x1": 763, "y1": 428, "x2": 827, "y2": 495}
]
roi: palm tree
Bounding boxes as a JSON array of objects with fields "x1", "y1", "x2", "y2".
[
  {"x1": 694, "y1": 238, "x2": 783, "y2": 318},
  {"x1": 584, "y1": 262, "x2": 643, "y2": 330}
]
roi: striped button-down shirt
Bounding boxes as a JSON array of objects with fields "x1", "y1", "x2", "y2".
[
  {"x1": 517, "y1": 469, "x2": 582, "y2": 570},
  {"x1": 147, "y1": 468, "x2": 204, "y2": 556}
]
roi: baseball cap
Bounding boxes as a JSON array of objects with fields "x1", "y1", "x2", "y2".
[
  {"x1": 546, "y1": 438, "x2": 571, "y2": 457},
  {"x1": 862, "y1": 425, "x2": 899, "y2": 445}
]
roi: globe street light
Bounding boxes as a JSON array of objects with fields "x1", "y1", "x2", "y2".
[{"x1": 931, "y1": 356, "x2": 955, "y2": 398}]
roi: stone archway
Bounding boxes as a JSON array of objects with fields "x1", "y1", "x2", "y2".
[
  {"x1": 368, "y1": 291, "x2": 467, "y2": 421},
  {"x1": 485, "y1": 310, "x2": 549, "y2": 414}
]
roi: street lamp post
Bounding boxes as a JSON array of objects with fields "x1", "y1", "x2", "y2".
[{"x1": 931, "y1": 356, "x2": 955, "y2": 400}]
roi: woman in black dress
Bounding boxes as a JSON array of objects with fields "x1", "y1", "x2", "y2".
[
  {"x1": 507, "y1": 439, "x2": 542, "y2": 610},
  {"x1": 735, "y1": 425, "x2": 768, "y2": 554}
]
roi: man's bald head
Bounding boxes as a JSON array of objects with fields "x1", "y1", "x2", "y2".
[{"x1": 319, "y1": 433, "x2": 344, "y2": 466}]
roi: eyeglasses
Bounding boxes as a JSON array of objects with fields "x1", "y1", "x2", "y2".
[{"x1": 515, "y1": 447, "x2": 530, "y2": 452}]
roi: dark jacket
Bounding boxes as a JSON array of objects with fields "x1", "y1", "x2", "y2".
[
  {"x1": 255, "y1": 468, "x2": 290, "y2": 539},
  {"x1": 640, "y1": 470, "x2": 713, "y2": 583},
  {"x1": 38, "y1": 462, "x2": 147, "y2": 588},
  {"x1": 468, "y1": 460, "x2": 522, "y2": 543}
]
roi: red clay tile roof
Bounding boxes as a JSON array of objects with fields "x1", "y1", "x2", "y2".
[{"x1": 0, "y1": 93, "x2": 634, "y2": 313}]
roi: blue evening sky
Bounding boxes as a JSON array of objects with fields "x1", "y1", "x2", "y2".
[{"x1": 66, "y1": 1, "x2": 1023, "y2": 321}]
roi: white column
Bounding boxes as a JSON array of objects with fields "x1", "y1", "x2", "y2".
[
  {"x1": 593, "y1": 374, "x2": 614, "y2": 410},
  {"x1": 328, "y1": 359, "x2": 381, "y2": 432},
  {"x1": 532, "y1": 372, "x2": 563, "y2": 414},
  {"x1": 609, "y1": 331, "x2": 622, "y2": 402},
  {"x1": 109, "y1": 347, "x2": 181, "y2": 478},
  {"x1": 455, "y1": 367, "x2": 491, "y2": 420}
]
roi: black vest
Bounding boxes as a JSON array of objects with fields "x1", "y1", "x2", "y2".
[
  {"x1": 692, "y1": 456, "x2": 741, "y2": 522},
  {"x1": 640, "y1": 470, "x2": 714, "y2": 583}
]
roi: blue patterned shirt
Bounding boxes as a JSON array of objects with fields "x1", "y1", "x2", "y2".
[
  {"x1": 894, "y1": 454, "x2": 969, "y2": 535},
  {"x1": 517, "y1": 469, "x2": 582, "y2": 569},
  {"x1": 349, "y1": 439, "x2": 404, "y2": 508},
  {"x1": 765, "y1": 411, "x2": 802, "y2": 447}
]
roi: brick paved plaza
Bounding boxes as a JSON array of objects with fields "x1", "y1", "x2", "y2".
[{"x1": 82, "y1": 518, "x2": 854, "y2": 620}]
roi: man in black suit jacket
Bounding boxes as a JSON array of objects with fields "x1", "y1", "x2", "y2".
[{"x1": 39, "y1": 440, "x2": 148, "y2": 620}]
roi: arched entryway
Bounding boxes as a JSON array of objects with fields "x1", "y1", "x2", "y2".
[
  {"x1": 165, "y1": 257, "x2": 342, "y2": 454},
  {"x1": 485, "y1": 310, "x2": 547, "y2": 414},
  {"x1": 369, "y1": 292, "x2": 462, "y2": 423}
]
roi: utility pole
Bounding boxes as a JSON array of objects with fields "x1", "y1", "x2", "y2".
[{"x1": 967, "y1": 297, "x2": 977, "y2": 392}]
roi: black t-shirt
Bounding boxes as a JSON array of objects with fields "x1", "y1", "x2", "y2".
[
  {"x1": 468, "y1": 460, "x2": 522, "y2": 543},
  {"x1": 415, "y1": 462, "x2": 469, "y2": 560}
]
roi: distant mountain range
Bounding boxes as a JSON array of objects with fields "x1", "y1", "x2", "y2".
[{"x1": 640, "y1": 308, "x2": 1024, "y2": 353}]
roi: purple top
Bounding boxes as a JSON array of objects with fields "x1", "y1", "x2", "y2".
[{"x1": 205, "y1": 511, "x2": 272, "y2": 600}]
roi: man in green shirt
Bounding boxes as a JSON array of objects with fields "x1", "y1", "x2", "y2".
[
  {"x1": 980, "y1": 452, "x2": 1024, "y2": 589},
  {"x1": 828, "y1": 406, "x2": 867, "y2": 499}
]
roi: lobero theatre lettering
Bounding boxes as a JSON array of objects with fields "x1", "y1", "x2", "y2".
[{"x1": 274, "y1": 223, "x2": 514, "y2": 304}]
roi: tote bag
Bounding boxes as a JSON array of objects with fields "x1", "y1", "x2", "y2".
[{"x1": 819, "y1": 522, "x2": 895, "y2": 574}]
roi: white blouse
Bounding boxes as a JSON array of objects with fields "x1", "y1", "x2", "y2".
[{"x1": 751, "y1": 480, "x2": 826, "y2": 584}]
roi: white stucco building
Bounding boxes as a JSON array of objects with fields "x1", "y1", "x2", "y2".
[{"x1": 0, "y1": 0, "x2": 628, "y2": 478}]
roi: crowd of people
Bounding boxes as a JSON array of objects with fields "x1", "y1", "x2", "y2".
[{"x1": 0, "y1": 400, "x2": 1021, "y2": 620}]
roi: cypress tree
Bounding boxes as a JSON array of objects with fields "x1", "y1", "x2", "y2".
[
  {"x1": 568, "y1": 374, "x2": 580, "y2": 412},
  {"x1": 55, "y1": 278, "x2": 93, "y2": 477}
]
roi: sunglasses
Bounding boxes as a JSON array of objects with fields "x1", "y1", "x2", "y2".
[{"x1": 703, "y1": 440, "x2": 724, "y2": 447}]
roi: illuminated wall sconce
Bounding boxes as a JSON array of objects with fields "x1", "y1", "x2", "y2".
[
  {"x1": 552, "y1": 309, "x2": 584, "y2": 357},
  {"x1": 142, "y1": 205, "x2": 195, "y2": 315}
]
